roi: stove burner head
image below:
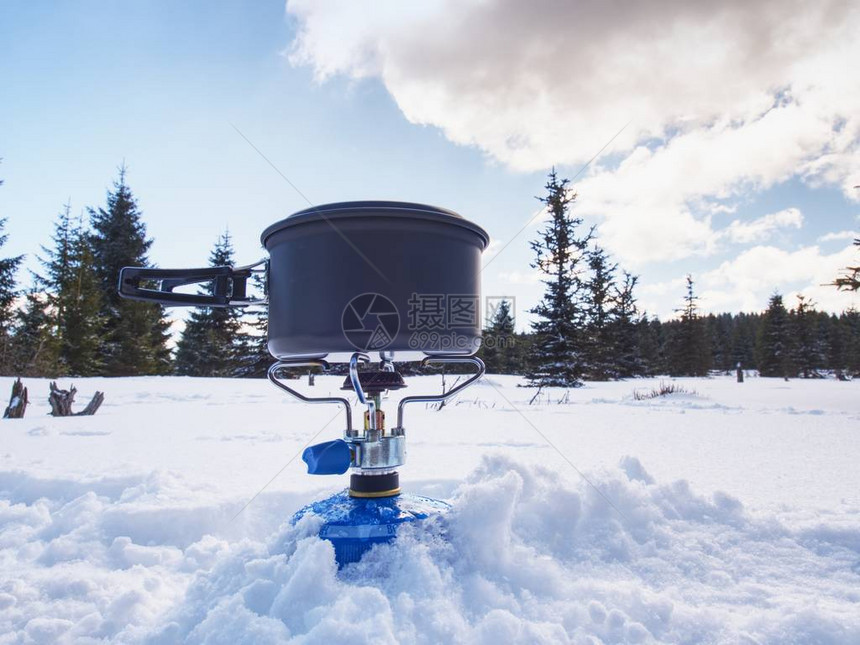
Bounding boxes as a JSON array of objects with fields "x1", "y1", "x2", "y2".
[{"x1": 340, "y1": 370, "x2": 407, "y2": 395}]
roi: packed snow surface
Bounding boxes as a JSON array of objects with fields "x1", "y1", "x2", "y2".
[{"x1": 1, "y1": 374, "x2": 858, "y2": 644}]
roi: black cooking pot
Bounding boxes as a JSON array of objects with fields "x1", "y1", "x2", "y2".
[{"x1": 119, "y1": 201, "x2": 490, "y2": 362}]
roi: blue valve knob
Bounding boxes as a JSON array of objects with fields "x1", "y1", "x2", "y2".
[{"x1": 302, "y1": 439, "x2": 352, "y2": 475}]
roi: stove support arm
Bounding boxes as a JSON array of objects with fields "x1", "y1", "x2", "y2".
[
  {"x1": 395, "y1": 355, "x2": 485, "y2": 430},
  {"x1": 268, "y1": 360, "x2": 353, "y2": 431}
]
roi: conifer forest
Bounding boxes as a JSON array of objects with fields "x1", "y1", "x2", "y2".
[{"x1": 1, "y1": 165, "x2": 858, "y2": 382}]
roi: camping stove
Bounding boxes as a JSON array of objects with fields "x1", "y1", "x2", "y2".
[
  {"x1": 117, "y1": 201, "x2": 490, "y2": 567},
  {"x1": 270, "y1": 351, "x2": 484, "y2": 567}
]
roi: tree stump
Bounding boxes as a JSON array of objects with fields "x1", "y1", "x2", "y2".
[
  {"x1": 3, "y1": 378, "x2": 28, "y2": 419},
  {"x1": 48, "y1": 382, "x2": 105, "y2": 417},
  {"x1": 78, "y1": 392, "x2": 105, "y2": 416}
]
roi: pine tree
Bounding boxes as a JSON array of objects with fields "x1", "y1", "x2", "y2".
[
  {"x1": 526, "y1": 170, "x2": 592, "y2": 387},
  {"x1": 38, "y1": 204, "x2": 103, "y2": 375},
  {"x1": 842, "y1": 308, "x2": 860, "y2": 377},
  {"x1": 0, "y1": 210, "x2": 24, "y2": 373},
  {"x1": 790, "y1": 295, "x2": 823, "y2": 378},
  {"x1": 11, "y1": 287, "x2": 59, "y2": 376},
  {"x1": 608, "y1": 271, "x2": 643, "y2": 378},
  {"x1": 481, "y1": 298, "x2": 516, "y2": 374},
  {"x1": 63, "y1": 218, "x2": 104, "y2": 375},
  {"x1": 667, "y1": 275, "x2": 710, "y2": 376},
  {"x1": 583, "y1": 245, "x2": 617, "y2": 380},
  {"x1": 636, "y1": 316, "x2": 663, "y2": 376},
  {"x1": 756, "y1": 293, "x2": 794, "y2": 378},
  {"x1": 707, "y1": 313, "x2": 734, "y2": 373},
  {"x1": 730, "y1": 312, "x2": 757, "y2": 371},
  {"x1": 512, "y1": 332, "x2": 533, "y2": 375},
  {"x1": 822, "y1": 314, "x2": 846, "y2": 377},
  {"x1": 42, "y1": 202, "x2": 76, "y2": 343},
  {"x1": 233, "y1": 273, "x2": 271, "y2": 378},
  {"x1": 174, "y1": 231, "x2": 245, "y2": 377},
  {"x1": 89, "y1": 166, "x2": 170, "y2": 376}
]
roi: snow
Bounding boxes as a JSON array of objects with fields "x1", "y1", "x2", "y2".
[{"x1": 1, "y1": 374, "x2": 858, "y2": 643}]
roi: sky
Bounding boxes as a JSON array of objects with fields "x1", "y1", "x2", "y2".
[{"x1": 1, "y1": 0, "x2": 858, "y2": 332}]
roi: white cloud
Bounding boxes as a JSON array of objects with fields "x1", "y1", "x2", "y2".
[
  {"x1": 287, "y1": 0, "x2": 860, "y2": 265},
  {"x1": 573, "y1": 101, "x2": 843, "y2": 263},
  {"x1": 724, "y1": 208, "x2": 803, "y2": 244},
  {"x1": 497, "y1": 270, "x2": 541, "y2": 285},
  {"x1": 818, "y1": 230, "x2": 858, "y2": 243},
  {"x1": 698, "y1": 242, "x2": 859, "y2": 314},
  {"x1": 288, "y1": 0, "x2": 858, "y2": 170},
  {"x1": 640, "y1": 277, "x2": 687, "y2": 298},
  {"x1": 482, "y1": 237, "x2": 503, "y2": 257},
  {"x1": 640, "y1": 242, "x2": 858, "y2": 317}
]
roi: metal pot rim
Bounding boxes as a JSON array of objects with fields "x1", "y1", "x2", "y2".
[{"x1": 261, "y1": 200, "x2": 489, "y2": 249}]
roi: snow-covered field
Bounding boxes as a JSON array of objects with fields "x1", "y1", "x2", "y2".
[{"x1": 1, "y1": 374, "x2": 858, "y2": 644}]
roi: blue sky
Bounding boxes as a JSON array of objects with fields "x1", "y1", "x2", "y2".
[{"x1": 1, "y1": 0, "x2": 858, "y2": 331}]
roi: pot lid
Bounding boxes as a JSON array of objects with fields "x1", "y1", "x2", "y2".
[{"x1": 261, "y1": 200, "x2": 489, "y2": 249}]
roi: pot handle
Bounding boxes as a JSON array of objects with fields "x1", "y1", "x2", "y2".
[{"x1": 118, "y1": 260, "x2": 267, "y2": 307}]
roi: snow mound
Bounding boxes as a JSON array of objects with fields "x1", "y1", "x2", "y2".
[{"x1": 138, "y1": 456, "x2": 860, "y2": 644}]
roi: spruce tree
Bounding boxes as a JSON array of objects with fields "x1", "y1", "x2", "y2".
[
  {"x1": 583, "y1": 245, "x2": 617, "y2": 380},
  {"x1": 842, "y1": 308, "x2": 860, "y2": 377},
  {"x1": 707, "y1": 313, "x2": 734, "y2": 372},
  {"x1": 0, "y1": 211, "x2": 24, "y2": 373},
  {"x1": 39, "y1": 204, "x2": 103, "y2": 375},
  {"x1": 823, "y1": 314, "x2": 846, "y2": 376},
  {"x1": 790, "y1": 295, "x2": 823, "y2": 378},
  {"x1": 481, "y1": 298, "x2": 516, "y2": 374},
  {"x1": 608, "y1": 271, "x2": 643, "y2": 378},
  {"x1": 174, "y1": 231, "x2": 245, "y2": 377},
  {"x1": 89, "y1": 166, "x2": 170, "y2": 376},
  {"x1": 636, "y1": 316, "x2": 663, "y2": 376},
  {"x1": 730, "y1": 313, "x2": 757, "y2": 371},
  {"x1": 11, "y1": 288, "x2": 59, "y2": 376},
  {"x1": 64, "y1": 218, "x2": 104, "y2": 375},
  {"x1": 41, "y1": 202, "x2": 76, "y2": 346},
  {"x1": 233, "y1": 273, "x2": 271, "y2": 378},
  {"x1": 511, "y1": 332, "x2": 532, "y2": 375},
  {"x1": 667, "y1": 275, "x2": 710, "y2": 376},
  {"x1": 756, "y1": 293, "x2": 794, "y2": 377},
  {"x1": 526, "y1": 170, "x2": 592, "y2": 387}
]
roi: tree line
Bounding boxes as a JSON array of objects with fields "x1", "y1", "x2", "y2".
[
  {"x1": 0, "y1": 166, "x2": 267, "y2": 379},
  {"x1": 478, "y1": 170, "x2": 860, "y2": 385},
  {"x1": 1, "y1": 165, "x2": 858, "y2": 381},
  {"x1": 480, "y1": 284, "x2": 860, "y2": 381}
]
